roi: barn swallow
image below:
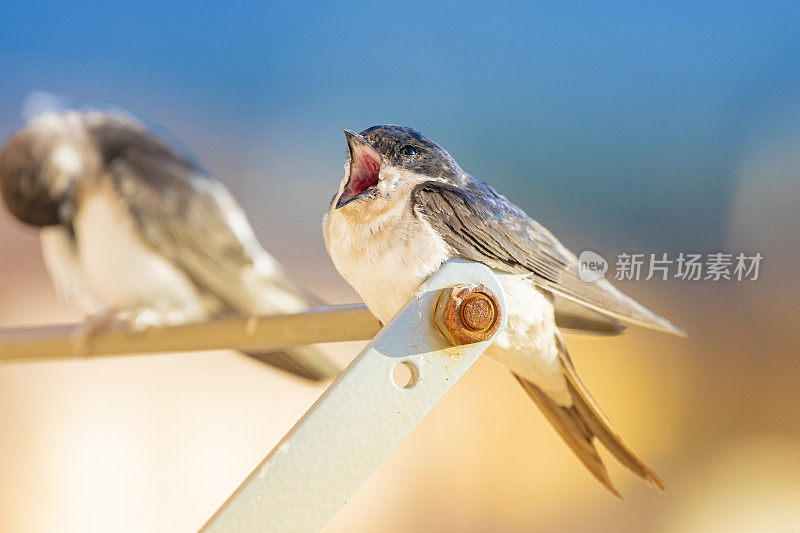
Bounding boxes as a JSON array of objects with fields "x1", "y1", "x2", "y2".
[
  {"x1": 324, "y1": 125, "x2": 684, "y2": 494},
  {"x1": 0, "y1": 109, "x2": 339, "y2": 381}
]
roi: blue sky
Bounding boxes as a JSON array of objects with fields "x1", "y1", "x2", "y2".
[{"x1": 1, "y1": 2, "x2": 799, "y2": 254}]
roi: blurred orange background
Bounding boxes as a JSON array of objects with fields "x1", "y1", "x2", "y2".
[{"x1": 2, "y1": 3, "x2": 800, "y2": 532}]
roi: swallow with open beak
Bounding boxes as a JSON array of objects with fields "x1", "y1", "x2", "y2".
[
  {"x1": 0, "y1": 109, "x2": 339, "y2": 381},
  {"x1": 324, "y1": 125, "x2": 684, "y2": 495}
]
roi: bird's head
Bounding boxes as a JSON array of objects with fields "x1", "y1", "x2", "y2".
[
  {"x1": 333, "y1": 125, "x2": 462, "y2": 213},
  {"x1": 0, "y1": 112, "x2": 88, "y2": 227}
]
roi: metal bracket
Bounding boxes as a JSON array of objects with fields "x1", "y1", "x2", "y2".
[{"x1": 200, "y1": 259, "x2": 507, "y2": 532}]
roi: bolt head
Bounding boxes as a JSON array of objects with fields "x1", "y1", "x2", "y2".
[
  {"x1": 433, "y1": 284, "x2": 502, "y2": 346},
  {"x1": 460, "y1": 294, "x2": 495, "y2": 331}
]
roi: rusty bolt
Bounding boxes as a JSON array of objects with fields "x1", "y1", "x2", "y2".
[{"x1": 433, "y1": 284, "x2": 502, "y2": 346}]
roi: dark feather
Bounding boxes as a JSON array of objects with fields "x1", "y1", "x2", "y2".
[
  {"x1": 88, "y1": 115, "x2": 338, "y2": 379},
  {"x1": 411, "y1": 179, "x2": 684, "y2": 335},
  {"x1": 553, "y1": 296, "x2": 626, "y2": 336},
  {"x1": 242, "y1": 346, "x2": 340, "y2": 381}
]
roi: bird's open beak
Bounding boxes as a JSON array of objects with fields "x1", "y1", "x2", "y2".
[{"x1": 336, "y1": 130, "x2": 382, "y2": 208}]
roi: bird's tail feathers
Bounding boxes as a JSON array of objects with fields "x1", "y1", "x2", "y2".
[{"x1": 513, "y1": 335, "x2": 665, "y2": 496}]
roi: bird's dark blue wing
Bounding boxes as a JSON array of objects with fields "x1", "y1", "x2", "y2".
[{"x1": 411, "y1": 178, "x2": 683, "y2": 335}]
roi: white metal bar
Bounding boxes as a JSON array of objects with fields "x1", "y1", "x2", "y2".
[
  {"x1": 201, "y1": 259, "x2": 507, "y2": 533},
  {"x1": 0, "y1": 295, "x2": 608, "y2": 364},
  {"x1": 0, "y1": 304, "x2": 381, "y2": 361}
]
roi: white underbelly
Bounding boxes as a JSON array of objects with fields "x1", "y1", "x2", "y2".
[
  {"x1": 324, "y1": 207, "x2": 570, "y2": 404},
  {"x1": 486, "y1": 274, "x2": 570, "y2": 405},
  {"x1": 347, "y1": 250, "x2": 445, "y2": 324},
  {"x1": 325, "y1": 211, "x2": 451, "y2": 324},
  {"x1": 73, "y1": 189, "x2": 208, "y2": 325}
]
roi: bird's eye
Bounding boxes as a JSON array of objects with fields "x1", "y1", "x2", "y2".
[{"x1": 399, "y1": 145, "x2": 417, "y2": 157}]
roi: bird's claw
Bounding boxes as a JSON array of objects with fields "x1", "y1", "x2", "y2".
[{"x1": 71, "y1": 308, "x2": 155, "y2": 356}]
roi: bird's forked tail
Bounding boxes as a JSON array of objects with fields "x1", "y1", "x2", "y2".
[{"x1": 513, "y1": 335, "x2": 665, "y2": 496}]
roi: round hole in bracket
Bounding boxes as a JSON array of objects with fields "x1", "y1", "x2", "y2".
[{"x1": 392, "y1": 361, "x2": 418, "y2": 389}]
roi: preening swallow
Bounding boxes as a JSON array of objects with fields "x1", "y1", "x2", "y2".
[
  {"x1": 0, "y1": 109, "x2": 339, "y2": 381},
  {"x1": 324, "y1": 125, "x2": 684, "y2": 495}
]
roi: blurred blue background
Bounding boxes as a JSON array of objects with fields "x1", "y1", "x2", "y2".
[
  {"x1": 2, "y1": 3, "x2": 800, "y2": 532},
  {"x1": 3, "y1": 2, "x2": 799, "y2": 255}
]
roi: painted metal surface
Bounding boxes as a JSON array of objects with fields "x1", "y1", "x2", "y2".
[{"x1": 201, "y1": 259, "x2": 507, "y2": 532}]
